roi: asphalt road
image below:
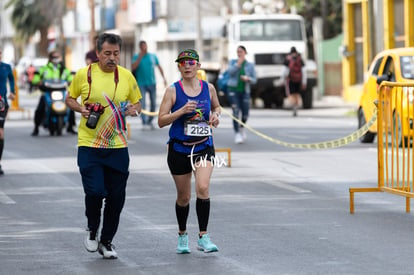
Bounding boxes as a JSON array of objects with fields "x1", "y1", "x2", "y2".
[{"x1": 1, "y1": 93, "x2": 413, "y2": 275}]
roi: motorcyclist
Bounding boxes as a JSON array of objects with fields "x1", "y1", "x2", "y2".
[{"x1": 31, "y1": 50, "x2": 76, "y2": 136}]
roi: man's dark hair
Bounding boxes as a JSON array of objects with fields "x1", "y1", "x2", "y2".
[
  {"x1": 139, "y1": 40, "x2": 147, "y2": 47},
  {"x1": 96, "y1": 33, "x2": 122, "y2": 52}
]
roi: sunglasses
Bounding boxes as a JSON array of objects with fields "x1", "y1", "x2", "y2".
[{"x1": 178, "y1": 60, "x2": 198, "y2": 67}]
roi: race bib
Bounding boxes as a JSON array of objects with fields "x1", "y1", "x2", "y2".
[{"x1": 184, "y1": 120, "x2": 212, "y2": 136}]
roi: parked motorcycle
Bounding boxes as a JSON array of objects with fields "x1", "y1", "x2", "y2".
[{"x1": 41, "y1": 80, "x2": 70, "y2": 136}]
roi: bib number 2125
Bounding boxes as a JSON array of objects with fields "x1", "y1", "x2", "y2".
[{"x1": 185, "y1": 121, "x2": 212, "y2": 137}]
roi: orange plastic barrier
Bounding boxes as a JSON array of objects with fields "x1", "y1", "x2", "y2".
[{"x1": 215, "y1": 147, "x2": 232, "y2": 167}]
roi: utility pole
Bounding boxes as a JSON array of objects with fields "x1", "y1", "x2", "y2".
[
  {"x1": 232, "y1": 0, "x2": 239, "y2": 14},
  {"x1": 89, "y1": 0, "x2": 96, "y2": 50},
  {"x1": 101, "y1": 0, "x2": 106, "y2": 35},
  {"x1": 195, "y1": 0, "x2": 203, "y2": 60},
  {"x1": 59, "y1": 16, "x2": 66, "y2": 60},
  {"x1": 320, "y1": 0, "x2": 328, "y2": 38}
]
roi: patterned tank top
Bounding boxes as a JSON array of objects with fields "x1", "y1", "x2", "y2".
[{"x1": 168, "y1": 79, "x2": 213, "y2": 154}]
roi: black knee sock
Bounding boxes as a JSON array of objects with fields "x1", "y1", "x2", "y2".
[
  {"x1": 175, "y1": 203, "x2": 189, "y2": 232},
  {"x1": 196, "y1": 198, "x2": 210, "y2": 233},
  {"x1": 0, "y1": 138, "x2": 4, "y2": 161}
]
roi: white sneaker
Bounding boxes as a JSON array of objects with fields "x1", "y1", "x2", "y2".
[
  {"x1": 234, "y1": 133, "x2": 243, "y2": 144},
  {"x1": 98, "y1": 241, "x2": 118, "y2": 259},
  {"x1": 240, "y1": 127, "x2": 247, "y2": 141},
  {"x1": 84, "y1": 230, "x2": 98, "y2": 252}
]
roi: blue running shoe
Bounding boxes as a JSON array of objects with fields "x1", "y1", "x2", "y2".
[
  {"x1": 197, "y1": 234, "x2": 218, "y2": 253},
  {"x1": 177, "y1": 233, "x2": 191, "y2": 254}
]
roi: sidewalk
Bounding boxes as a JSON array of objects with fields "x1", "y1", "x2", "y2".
[
  {"x1": 313, "y1": 95, "x2": 357, "y2": 109},
  {"x1": 308, "y1": 95, "x2": 357, "y2": 117},
  {"x1": 7, "y1": 89, "x2": 38, "y2": 121}
]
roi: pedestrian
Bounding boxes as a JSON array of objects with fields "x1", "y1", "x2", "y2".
[
  {"x1": 31, "y1": 50, "x2": 76, "y2": 136},
  {"x1": 158, "y1": 48, "x2": 221, "y2": 254},
  {"x1": 0, "y1": 49, "x2": 16, "y2": 175},
  {"x1": 227, "y1": 45, "x2": 257, "y2": 144},
  {"x1": 282, "y1": 46, "x2": 306, "y2": 116},
  {"x1": 65, "y1": 33, "x2": 142, "y2": 259},
  {"x1": 85, "y1": 35, "x2": 99, "y2": 65},
  {"x1": 132, "y1": 40, "x2": 167, "y2": 130},
  {"x1": 26, "y1": 64, "x2": 36, "y2": 93}
]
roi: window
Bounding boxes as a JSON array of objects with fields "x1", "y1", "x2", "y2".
[
  {"x1": 383, "y1": 57, "x2": 395, "y2": 81},
  {"x1": 400, "y1": 56, "x2": 414, "y2": 80},
  {"x1": 239, "y1": 19, "x2": 303, "y2": 41},
  {"x1": 371, "y1": 57, "x2": 384, "y2": 76}
]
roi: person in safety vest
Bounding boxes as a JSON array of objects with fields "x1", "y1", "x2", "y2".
[{"x1": 31, "y1": 50, "x2": 76, "y2": 136}]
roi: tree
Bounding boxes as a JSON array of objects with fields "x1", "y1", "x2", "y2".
[
  {"x1": 284, "y1": 0, "x2": 342, "y2": 59},
  {"x1": 6, "y1": 0, "x2": 67, "y2": 57},
  {"x1": 287, "y1": 0, "x2": 342, "y2": 39}
]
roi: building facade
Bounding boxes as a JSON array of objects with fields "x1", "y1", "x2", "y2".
[{"x1": 342, "y1": 0, "x2": 414, "y2": 103}]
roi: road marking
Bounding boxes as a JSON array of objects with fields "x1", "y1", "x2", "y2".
[
  {"x1": 217, "y1": 177, "x2": 311, "y2": 193},
  {"x1": 263, "y1": 180, "x2": 312, "y2": 193},
  {"x1": 0, "y1": 191, "x2": 16, "y2": 204}
]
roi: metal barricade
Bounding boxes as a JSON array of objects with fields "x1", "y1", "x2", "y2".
[{"x1": 350, "y1": 82, "x2": 414, "y2": 213}]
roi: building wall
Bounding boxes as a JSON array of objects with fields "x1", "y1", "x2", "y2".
[
  {"x1": 320, "y1": 34, "x2": 343, "y2": 96},
  {"x1": 132, "y1": 0, "x2": 230, "y2": 87},
  {"x1": 0, "y1": 0, "x2": 16, "y2": 65},
  {"x1": 342, "y1": 0, "x2": 414, "y2": 104}
]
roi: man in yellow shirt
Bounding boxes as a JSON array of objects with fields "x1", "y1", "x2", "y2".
[{"x1": 66, "y1": 33, "x2": 142, "y2": 259}]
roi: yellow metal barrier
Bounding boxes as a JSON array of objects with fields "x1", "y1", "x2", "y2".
[
  {"x1": 10, "y1": 68, "x2": 23, "y2": 111},
  {"x1": 9, "y1": 69, "x2": 30, "y2": 119},
  {"x1": 350, "y1": 82, "x2": 414, "y2": 213}
]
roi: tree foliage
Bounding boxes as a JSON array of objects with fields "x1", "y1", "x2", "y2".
[
  {"x1": 6, "y1": 0, "x2": 67, "y2": 57},
  {"x1": 287, "y1": 0, "x2": 342, "y2": 39}
]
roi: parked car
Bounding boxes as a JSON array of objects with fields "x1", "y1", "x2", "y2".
[{"x1": 358, "y1": 47, "x2": 414, "y2": 146}]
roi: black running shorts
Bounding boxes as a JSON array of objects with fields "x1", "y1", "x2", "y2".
[{"x1": 167, "y1": 144, "x2": 215, "y2": 175}]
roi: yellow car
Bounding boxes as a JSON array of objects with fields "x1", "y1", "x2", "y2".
[{"x1": 358, "y1": 47, "x2": 414, "y2": 145}]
